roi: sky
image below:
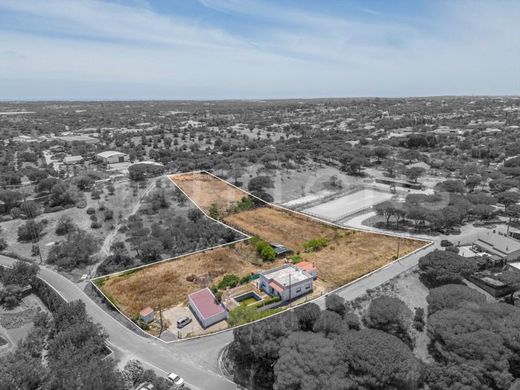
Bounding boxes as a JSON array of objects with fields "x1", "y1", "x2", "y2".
[{"x1": 0, "y1": 0, "x2": 518, "y2": 100}]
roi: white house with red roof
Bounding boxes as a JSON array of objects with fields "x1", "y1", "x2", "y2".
[
  {"x1": 258, "y1": 264, "x2": 315, "y2": 302},
  {"x1": 188, "y1": 288, "x2": 228, "y2": 328}
]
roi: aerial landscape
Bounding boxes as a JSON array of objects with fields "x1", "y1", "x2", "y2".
[{"x1": 1, "y1": 1, "x2": 520, "y2": 390}]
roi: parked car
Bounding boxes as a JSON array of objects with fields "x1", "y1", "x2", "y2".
[
  {"x1": 440, "y1": 239, "x2": 453, "y2": 247},
  {"x1": 176, "y1": 316, "x2": 192, "y2": 329},
  {"x1": 167, "y1": 372, "x2": 184, "y2": 388}
]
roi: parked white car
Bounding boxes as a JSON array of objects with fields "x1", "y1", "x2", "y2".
[{"x1": 166, "y1": 372, "x2": 184, "y2": 388}]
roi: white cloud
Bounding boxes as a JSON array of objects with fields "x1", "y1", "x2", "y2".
[{"x1": 0, "y1": 0, "x2": 518, "y2": 99}]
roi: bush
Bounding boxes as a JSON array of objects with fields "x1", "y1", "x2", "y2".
[
  {"x1": 251, "y1": 236, "x2": 277, "y2": 262},
  {"x1": 325, "y1": 294, "x2": 346, "y2": 317},
  {"x1": 104, "y1": 209, "x2": 114, "y2": 221},
  {"x1": 303, "y1": 237, "x2": 328, "y2": 252},
  {"x1": 0, "y1": 238, "x2": 7, "y2": 251},
  {"x1": 55, "y1": 216, "x2": 76, "y2": 236},
  {"x1": 229, "y1": 196, "x2": 254, "y2": 213},
  {"x1": 291, "y1": 255, "x2": 303, "y2": 263},
  {"x1": 209, "y1": 203, "x2": 220, "y2": 220},
  {"x1": 217, "y1": 274, "x2": 240, "y2": 290},
  {"x1": 90, "y1": 222, "x2": 102, "y2": 229},
  {"x1": 17, "y1": 220, "x2": 45, "y2": 242},
  {"x1": 413, "y1": 307, "x2": 425, "y2": 331},
  {"x1": 86, "y1": 207, "x2": 96, "y2": 215}
]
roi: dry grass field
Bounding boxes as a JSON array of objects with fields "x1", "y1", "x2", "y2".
[
  {"x1": 98, "y1": 242, "x2": 284, "y2": 317},
  {"x1": 171, "y1": 172, "x2": 246, "y2": 214},
  {"x1": 225, "y1": 206, "x2": 424, "y2": 287}
]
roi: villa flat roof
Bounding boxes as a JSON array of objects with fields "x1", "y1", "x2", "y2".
[{"x1": 261, "y1": 264, "x2": 312, "y2": 287}]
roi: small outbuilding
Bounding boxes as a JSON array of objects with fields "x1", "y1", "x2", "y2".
[
  {"x1": 188, "y1": 288, "x2": 228, "y2": 328},
  {"x1": 63, "y1": 155, "x2": 84, "y2": 165},
  {"x1": 295, "y1": 261, "x2": 318, "y2": 279},
  {"x1": 271, "y1": 243, "x2": 292, "y2": 257},
  {"x1": 139, "y1": 306, "x2": 155, "y2": 324}
]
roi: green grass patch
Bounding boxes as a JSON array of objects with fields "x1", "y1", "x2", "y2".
[
  {"x1": 303, "y1": 237, "x2": 329, "y2": 252},
  {"x1": 227, "y1": 304, "x2": 284, "y2": 327}
]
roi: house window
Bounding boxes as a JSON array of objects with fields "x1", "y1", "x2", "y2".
[
  {"x1": 261, "y1": 282, "x2": 266, "y2": 289},
  {"x1": 296, "y1": 288, "x2": 301, "y2": 293},
  {"x1": 305, "y1": 284, "x2": 311, "y2": 290}
]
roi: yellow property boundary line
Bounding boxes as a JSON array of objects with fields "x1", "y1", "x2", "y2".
[{"x1": 90, "y1": 171, "x2": 433, "y2": 344}]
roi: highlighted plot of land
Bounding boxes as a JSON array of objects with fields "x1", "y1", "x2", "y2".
[
  {"x1": 173, "y1": 172, "x2": 246, "y2": 214},
  {"x1": 94, "y1": 172, "x2": 427, "y2": 339}
]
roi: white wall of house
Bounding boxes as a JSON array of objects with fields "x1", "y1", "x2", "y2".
[
  {"x1": 258, "y1": 275, "x2": 313, "y2": 302},
  {"x1": 188, "y1": 296, "x2": 227, "y2": 328}
]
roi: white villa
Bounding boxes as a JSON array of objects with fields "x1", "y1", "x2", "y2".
[{"x1": 258, "y1": 264, "x2": 314, "y2": 302}]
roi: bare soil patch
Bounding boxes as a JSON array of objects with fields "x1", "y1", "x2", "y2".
[
  {"x1": 99, "y1": 243, "x2": 284, "y2": 318},
  {"x1": 171, "y1": 172, "x2": 246, "y2": 214},
  {"x1": 225, "y1": 206, "x2": 424, "y2": 287}
]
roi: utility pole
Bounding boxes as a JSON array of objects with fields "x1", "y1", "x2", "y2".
[
  {"x1": 396, "y1": 237, "x2": 401, "y2": 259},
  {"x1": 288, "y1": 271, "x2": 292, "y2": 304},
  {"x1": 156, "y1": 302, "x2": 164, "y2": 339}
]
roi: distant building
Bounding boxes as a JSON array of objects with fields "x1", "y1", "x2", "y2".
[
  {"x1": 54, "y1": 135, "x2": 99, "y2": 144},
  {"x1": 469, "y1": 274, "x2": 512, "y2": 298},
  {"x1": 63, "y1": 155, "x2": 84, "y2": 165},
  {"x1": 258, "y1": 264, "x2": 314, "y2": 302},
  {"x1": 139, "y1": 306, "x2": 155, "y2": 324},
  {"x1": 473, "y1": 231, "x2": 520, "y2": 262},
  {"x1": 96, "y1": 151, "x2": 129, "y2": 164},
  {"x1": 188, "y1": 288, "x2": 228, "y2": 328}
]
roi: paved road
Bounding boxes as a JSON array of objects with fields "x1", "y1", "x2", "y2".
[{"x1": 0, "y1": 254, "x2": 237, "y2": 390}]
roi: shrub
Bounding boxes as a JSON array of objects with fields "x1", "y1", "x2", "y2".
[
  {"x1": 229, "y1": 196, "x2": 254, "y2": 213},
  {"x1": 17, "y1": 220, "x2": 45, "y2": 242},
  {"x1": 55, "y1": 216, "x2": 76, "y2": 236},
  {"x1": 413, "y1": 307, "x2": 425, "y2": 331},
  {"x1": 303, "y1": 237, "x2": 328, "y2": 252},
  {"x1": 86, "y1": 207, "x2": 96, "y2": 215},
  {"x1": 291, "y1": 255, "x2": 303, "y2": 263},
  {"x1": 104, "y1": 209, "x2": 114, "y2": 221},
  {"x1": 251, "y1": 236, "x2": 277, "y2": 262},
  {"x1": 90, "y1": 222, "x2": 102, "y2": 229},
  {"x1": 209, "y1": 203, "x2": 220, "y2": 220},
  {"x1": 239, "y1": 274, "x2": 253, "y2": 284},
  {"x1": 217, "y1": 274, "x2": 240, "y2": 290}
]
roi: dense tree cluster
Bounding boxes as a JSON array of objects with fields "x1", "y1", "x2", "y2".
[
  {"x1": 229, "y1": 298, "x2": 420, "y2": 390},
  {"x1": 418, "y1": 249, "x2": 477, "y2": 287},
  {"x1": 47, "y1": 229, "x2": 100, "y2": 269}
]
